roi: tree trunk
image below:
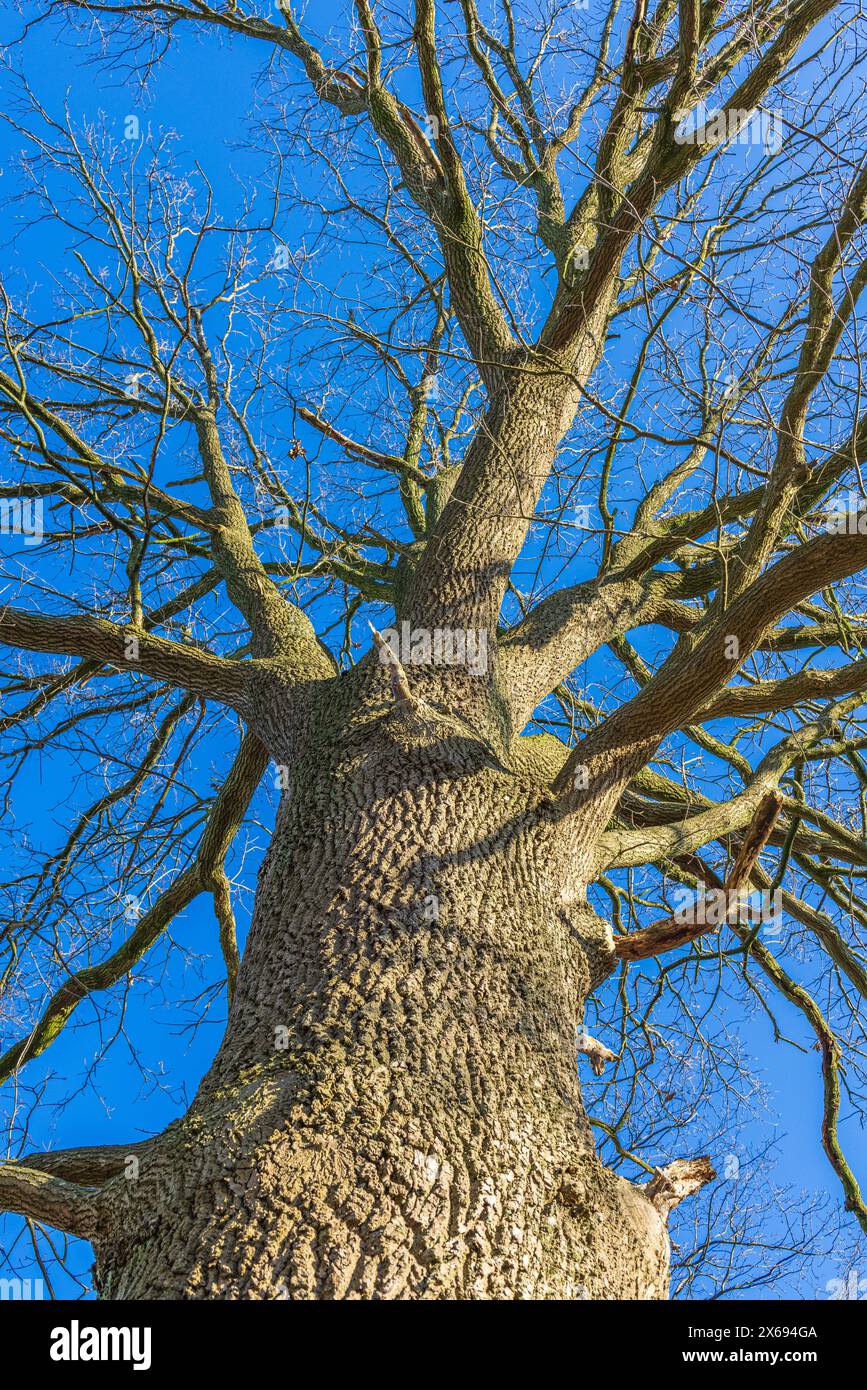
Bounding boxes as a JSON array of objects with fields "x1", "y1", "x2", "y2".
[{"x1": 91, "y1": 675, "x2": 669, "y2": 1299}]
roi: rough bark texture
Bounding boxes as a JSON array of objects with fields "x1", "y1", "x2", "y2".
[{"x1": 89, "y1": 670, "x2": 669, "y2": 1299}]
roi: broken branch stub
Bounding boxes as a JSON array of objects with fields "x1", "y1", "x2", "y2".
[
  {"x1": 644, "y1": 1156, "x2": 716, "y2": 1219},
  {"x1": 576, "y1": 1030, "x2": 619, "y2": 1076},
  {"x1": 614, "y1": 791, "x2": 784, "y2": 963},
  {"x1": 368, "y1": 621, "x2": 416, "y2": 711}
]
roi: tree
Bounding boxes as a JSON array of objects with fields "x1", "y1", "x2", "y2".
[{"x1": 1, "y1": 0, "x2": 867, "y2": 1299}]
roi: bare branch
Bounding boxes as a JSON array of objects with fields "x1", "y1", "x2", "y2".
[
  {"x1": 614, "y1": 792, "x2": 783, "y2": 961},
  {"x1": 0, "y1": 1161, "x2": 100, "y2": 1239},
  {"x1": 0, "y1": 604, "x2": 250, "y2": 710}
]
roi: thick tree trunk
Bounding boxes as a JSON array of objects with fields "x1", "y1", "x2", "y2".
[{"x1": 91, "y1": 677, "x2": 669, "y2": 1299}]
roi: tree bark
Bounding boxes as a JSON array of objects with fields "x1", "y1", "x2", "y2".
[{"x1": 89, "y1": 673, "x2": 669, "y2": 1300}]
